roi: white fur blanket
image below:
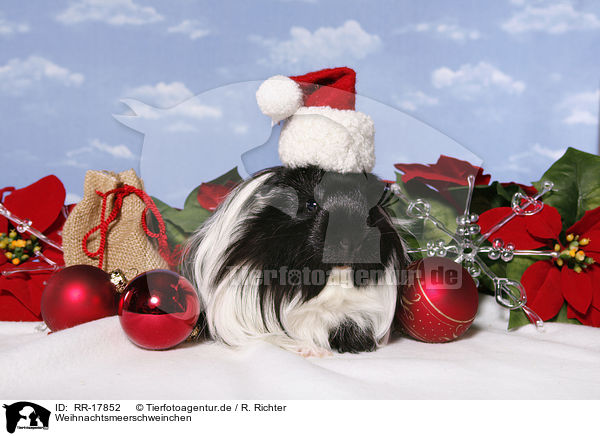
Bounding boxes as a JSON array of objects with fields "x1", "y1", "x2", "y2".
[{"x1": 1, "y1": 295, "x2": 598, "y2": 399}]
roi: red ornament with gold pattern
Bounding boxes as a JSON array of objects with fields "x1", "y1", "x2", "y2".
[{"x1": 397, "y1": 256, "x2": 479, "y2": 343}]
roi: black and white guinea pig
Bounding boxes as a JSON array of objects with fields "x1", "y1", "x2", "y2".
[{"x1": 183, "y1": 165, "x2": 407, "y2": 357}]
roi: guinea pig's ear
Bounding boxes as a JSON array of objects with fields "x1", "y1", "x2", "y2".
[{"x1": 255, "y1": 184, "x2": 299, "y2": 218}]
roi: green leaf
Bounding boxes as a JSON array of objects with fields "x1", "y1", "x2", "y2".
[
  {"x1": 505, "y1": 255, "x2": 537, "y2": 282},
  {"x1": 450, "y1": 181, "x2": 527, "y2": 216},
  {"x1": 209, "y1": 167, "x2": 243, "y2": 186},
  {"x1": 153, "y1": 193, "x2": 211, "y2": 235},
  {"x1": 183, "y1": 185, "x2": 201, "y2": 211},
  {"x1": 394, "y1": 174, "x2": 459, "y2": 243},
  {"x1": 508, "y1": 308, "x2": 531, "y2": 330},
  {"x1": 476, "y1": 254, "x2": 508, "y2": 296},
  {"x1": 505, "y1": 256, "x2": 538, "y2": 329},
  {"x1": 422, "y1": 196, "x2": 457, "y2": 243},
  {"x1": 512, "y1": 302, "x2": 583, "y2": 329},
  {"x1": 551, "y1": 303, "x2": 582, "y2": 325},
  {"x1": 534, "y1": 147, "x2": 600, "y2": 230}
]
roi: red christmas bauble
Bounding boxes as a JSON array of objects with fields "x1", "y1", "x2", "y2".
[
  {"x1": 118, "y1": 269, "x2": 200, "y2": 350},
  {"x1": 41, "y1": 265, "x2": 119, "y2": 332},
  {"x1": 397, "y1": 256, "x2": 478, "y2": 343}
]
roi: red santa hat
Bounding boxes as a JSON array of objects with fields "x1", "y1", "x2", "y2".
[{"x1": 256, "y1": 67, "x2": 375, "y2": 174}]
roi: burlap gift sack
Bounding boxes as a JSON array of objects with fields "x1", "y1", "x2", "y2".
[{"x1": 62, "y1": 169, "x2": 169, "y2": 280}]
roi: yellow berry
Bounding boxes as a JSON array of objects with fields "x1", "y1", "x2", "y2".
[
  {"x1": 574, "y1": 265, "x2": 582, "y2": 273},
  {"x1": 566, "y1": 234, "x2": 575, "y2": 242},
  {"x1": 569, "y1": 248, "x2": 577, "y2": 257},
  {"x1": 576, "y1": 250, "x2": 586, "y2": 261},
  {"x1": 554, "y1": 243, "x2": 561, "y2": 252},
  {"x1": 556, "y1": 258, "x2": 564, "y2": 267},
  {"x1": 11, "y1": 258, "x2": 19, "y2": 265},
  {"x1": 579, "y1": 238, "x2": 590, "y2": 246},
  {"x1": 20, "y1": 254, "x2": 29, "y2": 261},
  {"x1": 5, "y1": 252, "x2": 12, "y2": 260}
]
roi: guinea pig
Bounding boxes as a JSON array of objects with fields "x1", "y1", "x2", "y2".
[{"x1": 183, "y1": 165, "x2": 407, "y2": 357}]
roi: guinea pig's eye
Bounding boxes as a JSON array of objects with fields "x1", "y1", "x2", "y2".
[{"x1": 305, "y1": 199, "x2": 318, "y2": 212}]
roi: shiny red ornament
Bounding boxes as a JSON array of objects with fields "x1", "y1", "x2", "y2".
[
  {"x1": 118, "y1": 269, "x2": 200, "y2": 350},
  {"x1": 397, "y1": 256, "x2": 479, "y2": 343},
  {"x1": 41, "y1": 265, "x2": 119, "y2": 331}
]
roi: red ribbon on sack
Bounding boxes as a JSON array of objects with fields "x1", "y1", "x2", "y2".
[{"x1": 81, "y1": 184, "x2": 180, "y2": 269}]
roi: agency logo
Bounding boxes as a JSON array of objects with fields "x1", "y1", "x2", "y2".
[{"x1": 3, "y1": 402, "x2": 50, "y2": 434}]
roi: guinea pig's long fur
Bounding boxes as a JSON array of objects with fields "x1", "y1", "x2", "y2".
[{"x1": 183, "y1": 165, "x2": 407, "y2": 356}]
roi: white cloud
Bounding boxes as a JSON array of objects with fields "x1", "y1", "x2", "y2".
[
  {"x1": 167, "y1": 20, "x2": 210, "y2": 40},
  {"x1": 431, "y1": 62, "x2": 525, "y2": 99},
  {"x1": 63, "y1": 138, "x2": 135, "y2": 167},
  {"x1": 502, "y1": 2, "x2": 600, "y2": 34},
  {"x1": 502, "y1": 143, "x2": 566, "y2": 173},
  {"x1": 90, "y1": 138, "x2": 135, "y2": 159},
  {"x1": 56, "y1": 0, "x2": 163, "y2": 26},
  {"x1": 124, "y1": 81, "x2": 222, "y2": 119},
  {"x1": 549, "y1": 72, "x2": 562, "y2": 82},
  {"x1": 232, "y1": 123, "x2": 249, "y2": 135},
  {"x1": 0, "y1": 14, "x2": 29, "y2": 36},
  {"x1": 396, "y1": 91, "x2": 439, "y2": 112},
  {"x1": 126, "y1": 81, "x2": 194, "y2": 107},
  {"x1": 508, "y1": 0, "x2": 548, "y2": 5},
  {"x1": 531, "y1": 143, "x2": 566, "y2": 160},
  {"x1": 59, "y1": 158, "x2": 89, "y2": 168},
  {"x1": 166, "y1": 121, "x2": 198, "y2": 132},
  {"x1": 558, "y1": 90, "x2": 599, "y2": 126},
  {"x1": 251, "y1": 20, "x2": 381, "y2": 65},
  {"x1": 395, "y1": 21, "x2": 481, "y2": 42},
  {"x1": 563, "y1": 110, "x2": 596, "y2": 125},
  {"x1": 0, "y1": 56, "x2": 84, "y2": 95},
  {"x1": 60, "y1": 147, "x2": 91, "y2": 167}
]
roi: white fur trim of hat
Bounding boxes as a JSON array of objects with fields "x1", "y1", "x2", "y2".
[{"x1": 279, "y1": 106, "x2": 375, "y2": 174}]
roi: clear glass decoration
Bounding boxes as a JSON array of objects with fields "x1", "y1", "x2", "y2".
[{"x1": 391, "y1": 176, "x2": 559, "y2": 330}]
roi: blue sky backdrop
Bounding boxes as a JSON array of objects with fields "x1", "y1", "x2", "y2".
[{"x1": 1, "y1": 0, "x2": 598, "y2": 205}]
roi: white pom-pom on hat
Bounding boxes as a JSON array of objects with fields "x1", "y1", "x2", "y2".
[{"x1": 256, "y1": 75, "x2": 303, "y2": 124}]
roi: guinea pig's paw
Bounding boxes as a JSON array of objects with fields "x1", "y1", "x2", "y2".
[{"x1": 294, "y1": 345, "x2": 333, "y2": 358}]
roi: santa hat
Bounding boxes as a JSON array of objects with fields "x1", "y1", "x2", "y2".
[{"x1": 256, "y1": 67, "x2": 375, "y2": 174}]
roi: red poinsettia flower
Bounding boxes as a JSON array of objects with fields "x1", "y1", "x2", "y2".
[
  {"x1": 394, "y1": 155, "x2": 491, "y2": 191},
  {"x1": 0, "y1": 176, "x2": 67, "y2": 321},
  {"x1": 197, "y1": 180, "x2": 238, "y2": 211},
  {"x1": 479, "y1": 205, "x2": 600, "y2": 326}
]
